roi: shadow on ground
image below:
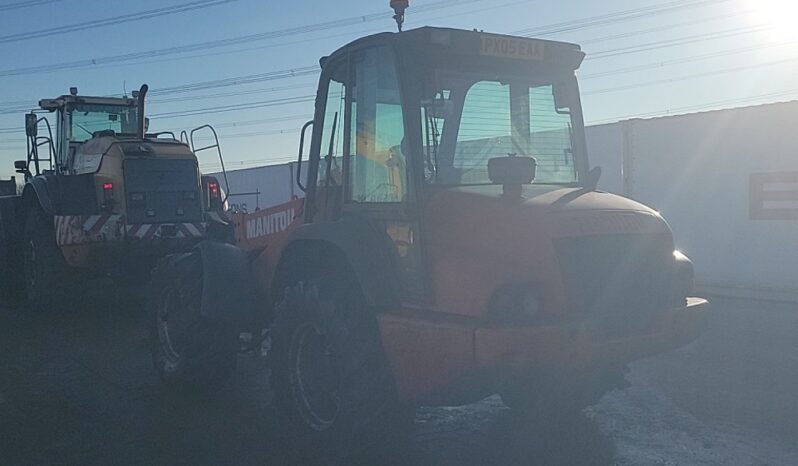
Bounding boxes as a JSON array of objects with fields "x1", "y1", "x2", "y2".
[
  {"x1": 2, "y1": 294, "x2": 796, "y2": 465},
  {"x1": 0, "y1": 293, "x2": 615, "y2": 466}
]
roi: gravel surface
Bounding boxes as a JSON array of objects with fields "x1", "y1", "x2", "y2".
[{"x1": 0, "y1": 294, "x2": 795, "y2": 465}]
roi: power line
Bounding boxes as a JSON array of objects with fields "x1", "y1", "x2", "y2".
[
  {"x1": 148, "y1": 82, "x2": 317, "y2": 104},
  {"x1": 586, "y1": 89, "x2": 798, "y2": 125},
  {"x1": 586, "y1": 24, "x2": 770, "y2": 59},
  {"x1": 0, "y1": 0, "x2": 527, "y2": 81},
  {"x1": 511, "y1": 0, "x2": 731, "y2": 37},
  {"x1": 200, "y1": 154, "x2": 299, "y2": 168},
  {"x1": 0, "y1": 0, "x2": 64, "y2": 12},
  {"x1": 0, "y1": 0, "x2": 792, "y2": 139},
  {"x1": 171, "y1": 114, "x2": 311, "y2": 131},
  {"x1": 193, "y1": 127, "x2": 301, "y2": 141},
  {"x1": 1, "y1": 30, "x2": 793, "y2": 127},
  {"x1": 0, "y1": 0, "x2": 241, "y2": 45},
  {"x1": 148, "y1": 67, "x2": 319, "y2": 96},
  {"x1": 0, "y1": 0, "x2": 477, "y2": 76},
  {"x1": 583, "y1": 57, "x2": 798, "y2": 96},
  {"x1": 580, "y1": 39, "x2": 797, "y2": 79},
  {"x1": 149, "y1": 95, "x2": 316, "y2": 119},
  {"x1": 578, "y1": 9, "x2": 750, "y2": 45}
]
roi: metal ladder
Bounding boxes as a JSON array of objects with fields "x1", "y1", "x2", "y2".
[
  {"x1": 25, "y1": 115, "x2": 56, "y2": 178},
  {"x1": 189, "y1": 125, "x2": 231, "y2": 203}
]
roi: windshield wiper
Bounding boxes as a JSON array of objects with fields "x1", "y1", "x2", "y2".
[{"x1": 422, "y1": 96, "x2": 442, "y2": 182}]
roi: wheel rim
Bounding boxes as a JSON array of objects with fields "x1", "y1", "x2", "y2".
[
  {"x1": 289, "y1": 322, "x2": 340, "y2": 431},
  {"x1": 157, "y1": 288, "x2": 184, "y2": 367}
]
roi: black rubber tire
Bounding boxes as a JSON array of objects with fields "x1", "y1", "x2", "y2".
[
  {"x1": 0, "y1": 219, "x2": 23, "y2": 306},
  {"x1": 22, "y1": 208, "x2": 71, "y2": 312},
  {"x1": 148, "y1": 252, "x2": 238, "y2": 389},
  {"x1": 270, "y1": 278, "x2": 412, "y2": 464}
]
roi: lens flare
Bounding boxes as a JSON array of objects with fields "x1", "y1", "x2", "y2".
[{"x1": 746, "y1": 0, "x2": 798, "y2": 40}]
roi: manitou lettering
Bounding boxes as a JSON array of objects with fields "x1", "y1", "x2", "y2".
[{"x1": 246, "y1": 208, "x2": 295, "y2": 239}]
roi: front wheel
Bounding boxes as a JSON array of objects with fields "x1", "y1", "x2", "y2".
[
  {"x1": 270, "y1": 279, "x2": 412, "y2": 463},
  {"x1": 23, "y1": 208, "x2": 71, "y2": 312},
  {"x1": 148, "y1": 252, "x2": 238, "y2": 388}
]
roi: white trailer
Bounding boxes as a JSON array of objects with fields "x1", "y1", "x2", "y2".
[
  {"x1": 211, "y1": 161, "x2": 305, "y2": 213},
  {"x1": 587, "y1": 100, "x2": 798, "y2": 302}
]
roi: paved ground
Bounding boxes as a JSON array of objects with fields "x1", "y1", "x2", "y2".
[{"x1": 0, "y1": 294, "x2": 796, "y2": 465}]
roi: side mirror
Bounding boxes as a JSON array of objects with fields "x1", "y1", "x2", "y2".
[
  {"x1": 25, "y1": 113, "x2": 37, "y2": 137},
  {"x1": 584, "y1": 166, "x2": 602, "y2": 191},
  {"x1": 488, "y1": 155, "x2": 537, "y2": 197},
  {"x1": 14, "y1": 160, "x2": 28, "y2": 173}
]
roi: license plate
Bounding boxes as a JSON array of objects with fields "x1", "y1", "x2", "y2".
[{"x1": 479, "y1": 34, "x2": 545, "y2": 61}]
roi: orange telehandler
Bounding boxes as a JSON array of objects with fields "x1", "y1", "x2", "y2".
[{"x1": 148, "y1": 8, "x2": 708, "y2": 462}]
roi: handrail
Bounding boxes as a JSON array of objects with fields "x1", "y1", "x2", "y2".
[
  {"x1": 190, "y1": 124, "x2": 230, "y2": 203},
  {"x1": 296, "y1": 120, "x2": 314, "y2": 192}
]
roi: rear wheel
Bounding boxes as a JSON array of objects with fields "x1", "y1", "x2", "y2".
[
  {"x1": 270, "y1": 278, "x2": 412, "y2": 463},
  {"x1": 23, "y1": 208, "x2": 71, "y2": 312},
  {"x1": 148, "y1": 252, "x2": 238, "y2": 388}
]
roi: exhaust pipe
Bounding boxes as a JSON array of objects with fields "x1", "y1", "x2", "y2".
[{"x1": 137, "y1": 84, "x2": 148, "y2": 139}]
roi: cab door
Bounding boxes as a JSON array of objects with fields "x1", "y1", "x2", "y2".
[
  {"x1": 306, "y1": 42, "x2": 427, "y2": 302},
  {"x1": 342, "y1": 44, "x2": 426, "y2": 302}
]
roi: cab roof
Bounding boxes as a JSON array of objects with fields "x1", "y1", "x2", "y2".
[
  {"x1": 324, "y1": 26, "x2": 585, "y2": 71},
  {"x1": 38, "y1": 94, "x2": 137, "y2": 112}
]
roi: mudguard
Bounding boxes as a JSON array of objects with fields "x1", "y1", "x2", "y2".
[
  {"x1": 195, "y1": 240, "x2": 256, "y2": 329},
  {"x1": 280, "y1": 216, "x2": 401, "y2": 307},
  {"x1": 22, "y1": 177, "x2": 56, "y2": 215}
]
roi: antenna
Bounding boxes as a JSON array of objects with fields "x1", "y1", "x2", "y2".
[
  {"x1": 390, "y1": 0, "x2": 409, "y2": 32},
  {"x1": 123, "y1": 80, "x2": 127, "y2": 98}
]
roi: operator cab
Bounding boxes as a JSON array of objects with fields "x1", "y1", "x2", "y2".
[
  {"x1": 35, "y1": 90, "x2": 140, "y2": 176},
  {"x1": 306, "y1": 27, "x2": 588, "y2": 208},
  {"x1": 302, "y1": 26, "x2": 589, "y2": 300}
]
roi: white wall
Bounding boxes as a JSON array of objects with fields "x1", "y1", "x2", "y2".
[
  {"x1": 585, "y1": 123, "x2": 624, "y2": 194},
  {"x1": 603, "y1": 101, "x2": 798, "y2": 301},
  {"x1": 210, "y1": 161, "x2": 306, "y2": 213}
]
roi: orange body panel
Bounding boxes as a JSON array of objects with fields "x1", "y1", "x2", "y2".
[
  {"x1": 377, "y1": 312, "x2": 475, "y2": 403},
  {"x1": 378, "y1": 298, "x2": 708, "y2": 405},
  {"x1": 423, "y1": 186, "x2": 670, "y2": 319},
  {"x1": 231, "y1": 198, "x2": 305, "y2": 288}
]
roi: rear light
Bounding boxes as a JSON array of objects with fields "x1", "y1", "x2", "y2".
[
  {"x1": 207, "y1": 181, "x2": 222, "y2": 209},
  {"x1": 102, "y1": 182, "x2": 114, "y2": 210}
]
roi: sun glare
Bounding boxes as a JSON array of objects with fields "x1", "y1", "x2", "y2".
[{"x1": 746, "y1": 0, "x2": 798, "y2": 40}]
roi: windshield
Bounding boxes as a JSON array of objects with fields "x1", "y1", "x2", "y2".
[
  {"x1": 422, "y1": 72, "x2": 580, "y2": 186},
  {"x1": 69, "y1": 103, "x2": 139, "y2": 142}
]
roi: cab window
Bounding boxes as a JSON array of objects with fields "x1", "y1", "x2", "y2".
[
  {"x1": 347, "y1": 46, "x2": 407, "y2": 203},
  {"x1": 317, "y1": 64, "x2": 347, "y2": 190}
]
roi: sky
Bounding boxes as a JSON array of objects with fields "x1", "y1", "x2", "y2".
[{"x1": 0, "y1": 0, "x2": 796, "y2": 179}]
